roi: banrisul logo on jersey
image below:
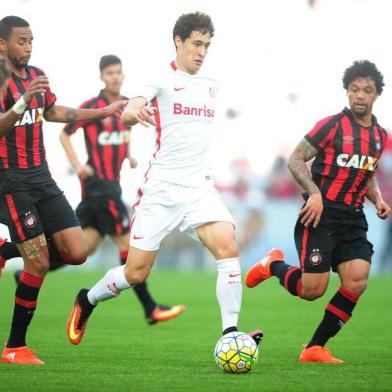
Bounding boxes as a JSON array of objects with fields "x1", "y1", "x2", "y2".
[
  {"x1": 336, "y1": 154, "x2": 378, "y2": 171},
  {"x1": 98, "y1": 131, "x2": 129, "y2": 146},
  {"x1": 173, "y1": 103, "x2": 215, "y2": 118}
]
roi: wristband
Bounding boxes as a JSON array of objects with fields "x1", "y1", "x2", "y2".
[{"x1": 12, "y1": 96, "x2": 28, "y2": 115}]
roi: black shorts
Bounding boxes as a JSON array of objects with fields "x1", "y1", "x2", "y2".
[
  {"x1": 294, "y1": 204, "x2": 373, "y2": 273},
  {"x1": 0, "y1": 167, "x2": 80, "y2": 243},
  {"x1": 76, "y1": 194, "x2": 130, "y2": 236}
]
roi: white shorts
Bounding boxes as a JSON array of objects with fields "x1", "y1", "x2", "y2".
[{"x1": 129, "y1": 179, "x2": 234, "y2": 251}]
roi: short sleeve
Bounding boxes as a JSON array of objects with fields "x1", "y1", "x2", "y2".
[{"x1": 305, "y1": 115, "x2": 336, "y2": 150}]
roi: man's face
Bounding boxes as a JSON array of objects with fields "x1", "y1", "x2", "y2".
[
  {"x1": 175, "y1": 30, "x2": 211, "y2": 74},
  {"x1": 0, "y1": 27, "x2": 33, "y2": 69},
  {"x1": 347, "y1": 77, "x2": 378, "y2": 117},
  {"x1": 100, "y1": 63, "x2": 124, "y2": 95}
]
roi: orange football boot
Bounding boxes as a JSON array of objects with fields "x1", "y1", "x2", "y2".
[
  {"x1": 1, "y1": 346, "x2": 44, "y2": 365},
  {"x1": 299, "y1": 345, "x2": 344, "y2": 364},
  {"x1": 67, "y1": 289, "x2": 94, "y2": 345},
  {"x1": 245, "y1": 248, "x2": 284, "y2": 288},
  {"x1": 147, "y1": 304, "x2": 186, "y2": 325}
]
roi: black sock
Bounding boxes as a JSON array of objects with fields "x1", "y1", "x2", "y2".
[
  {"x1": 119, "y1": 251, "x2": 156, "y2": 316},
  {"x1": 133, "y1": 282, "x2": 157, "y2": 316},
  {"x1": 270, "y1": 262, "x2": 302, "y2": 297},
  {"x1": 223, "y1": 326, "x2": 238, "y2": 335},
  {"x1": 307, "y1": 287, "x2": 359, "y2": 347},
  {"x1": 7, "y1": 271, "x2": 44, "y2": 348},
  {"x1": 0, "y1": 241, "x2": 20, "y2": 260}
]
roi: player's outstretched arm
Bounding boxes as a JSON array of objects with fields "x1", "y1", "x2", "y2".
[
  {"x1": 366, "y1": 175, "x2": 391, "y2": 219},
  {"x1": 288, "y1": 138, "x2": 323, "y2": 228},
  {"x1": 122, "y1": 97, "x2": 156, "y2": 127},
  {"x1": 44, "y1": 100, "x2": 127, "y2": 123}
]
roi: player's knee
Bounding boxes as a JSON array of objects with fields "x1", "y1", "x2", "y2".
[
  {"x1": 301, "y1": 287, "x2": 326, "y2": 301},
  {"x1": 214, "y1": 240, "x2": 239, "y2": 259},
  {"x1": 59, "y1": 248, "x2": 88, "y2": 265},
  {"x1": 124, "y1": 266, "x2": 150, "y2": 286},
  {"x1": 343, "y1": 279, "x2": 368, "y2": 296}
]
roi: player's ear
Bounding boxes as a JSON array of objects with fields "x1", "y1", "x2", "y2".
[
  {"x1": 0, "y1": 38, "x2": 7, "y2": 55},
  {"x1": 174, "y1": 35, "x2": 182, "y2": 50}
]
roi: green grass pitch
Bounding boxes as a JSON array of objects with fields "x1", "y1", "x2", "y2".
[{"x1": 0, "y1": 270, "x2": 391, "y2": 391}]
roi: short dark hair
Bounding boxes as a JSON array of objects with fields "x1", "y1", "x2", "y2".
[
  {"x1": 343, "y1": 60, "x2": 384, "y2": 95},
  {"x1": 0, "y1": 56, "x2": 11, "y2": 88},
  {"x1": 173, "y1": 11, "x2": 214, "y2": 46},
  {"x1": 99, "y1": 55, "x2": 121, "y2": 72},
  {"x1": 0, "y1": 16, "x2": 29, "y2": 41}
]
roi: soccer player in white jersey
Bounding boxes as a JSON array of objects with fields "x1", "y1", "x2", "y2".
[{"x1": 66, "y1": 11, "x2": 262, "y2": 347}]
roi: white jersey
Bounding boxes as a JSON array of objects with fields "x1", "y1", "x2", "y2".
[{"x1": 135, "y1": 61, "x2": 219, "y2": 187}]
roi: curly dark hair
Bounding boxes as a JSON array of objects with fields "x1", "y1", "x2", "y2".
[
  {"x1": 342, "y1": 60, "x2": 384, "y2": 95},
  {"x1": 172, "y1": 11, "x2": 214, "y2": 47}
]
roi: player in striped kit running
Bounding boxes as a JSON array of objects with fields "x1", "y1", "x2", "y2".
[{"x1": 246, "y1": 60, "x2": 390, "y2": 363}]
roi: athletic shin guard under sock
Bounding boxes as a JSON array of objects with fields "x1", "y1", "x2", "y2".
[
  {"x1": 307, "y1": 286, "x2": 360, "y2": 347},
  {"x1": 87, "y1": 265, "x2": 131, "y2": 305},
  {"x1": 216, "y1": 257, "x2": 242, "y2": 333},
  {"x1": 270, "y1": 262, "x2": 302, "y2": 296},
  {"x1": 7, "y1": 271, "x2": 44, "y2": 348}
]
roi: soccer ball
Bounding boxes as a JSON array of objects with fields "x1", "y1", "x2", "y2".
[{"x1": 214, "y1": 331, "x2": 258, "y2": 373}]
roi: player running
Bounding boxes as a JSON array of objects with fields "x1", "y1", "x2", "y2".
[
  {"x1": 0, "y1": 16, "x2": 125, "y2": 365},
  {"x1": 66, "y1": 11, "x2": 262, "y2": 347},
  {"x1": 246, "y1": 60, "x2": 390, "y2": 363}
]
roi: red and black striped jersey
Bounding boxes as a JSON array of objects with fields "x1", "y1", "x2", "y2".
[
  {"x1": 0, "y1": 66, "x2": 57, "y2": 170},
  {"x1": 305, "y1": 107, "x2": 388, "y2": 208},
  {"x1": 63, "y1": 90, "x2": 130, "y2": 183}
]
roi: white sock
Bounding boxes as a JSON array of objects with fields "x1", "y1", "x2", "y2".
[
  {"x1": 216, "y1": 257, "x2": 242, "y2": 332},
  {"x1": 87, "y1": 265, "x2": 131, "y2": 305}
]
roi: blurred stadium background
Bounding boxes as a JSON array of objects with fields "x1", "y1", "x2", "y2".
[{"x1": 2, "y1": 0, "x2": 392, "y2": 274}]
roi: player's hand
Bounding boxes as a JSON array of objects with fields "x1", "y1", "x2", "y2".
[
  {"x1": 75, "y1": 163, "x2": 94, "y2": 180},
  {"x1": 135, "y1": 106, "x2": 157, "y2": 127},
  {"x1": 299, "y1": 192, "x2": 323, "y2": 228},
  {"x1": 129, "y1": 157, "x2": 138, "y2": 169},
  {"x1": 103, "y1": 100, "x2": 128, "y2": 119},
  {"x1": 23, "y1": 76, "x2": 49, "y2": 103},
  {"x1": 376, "y1": 199, "x2": 391, "y2": 219}
]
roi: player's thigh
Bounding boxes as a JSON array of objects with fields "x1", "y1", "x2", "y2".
[
  {"x1": 195, "y1": 221, "x2": 238, "y2": 259},
  {"x1": 182, "y1": 183, "x2": 236, "y2": 258},
  {"x1": 82, "y1": 227, "x2": 102, "y2": 255},
  {"x1": 0, "y1": 189, "x2": 44, "y2": 242},
  {"x1": 16, "y1": 234, "x2": 50, "y2": 276},
  {"x1": 301, "y1": 271, "x2": 330, "y2": 299},
  {"x1": 110, "y1": 232, "x2": 130, "y2": 252},
  {"x1": 294, "y1": 217, "x2": 333, "y2": 274},
  {"x1": 51, "y1": 226, "x2": 87, "y2": 260},
  {"x1": 104, "y1": 196, "x2": 130, "y2": 237},
  {"x1": 130, "y1": 181, "x2": 186, "y2": 251},
  {"x1": 76, "y1": 199, "x2": 99, "y2": 233}
]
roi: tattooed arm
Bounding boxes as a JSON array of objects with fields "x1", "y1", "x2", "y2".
[
  {"x1": 44, "y1": 100, "x2": 127, "y2": 123},
  {"x1": 366, "y1": 175, "x2": 391, "y2": 219},
  {"x1": 287, "y1": 138, "x2": 323, "y2": 228}
]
